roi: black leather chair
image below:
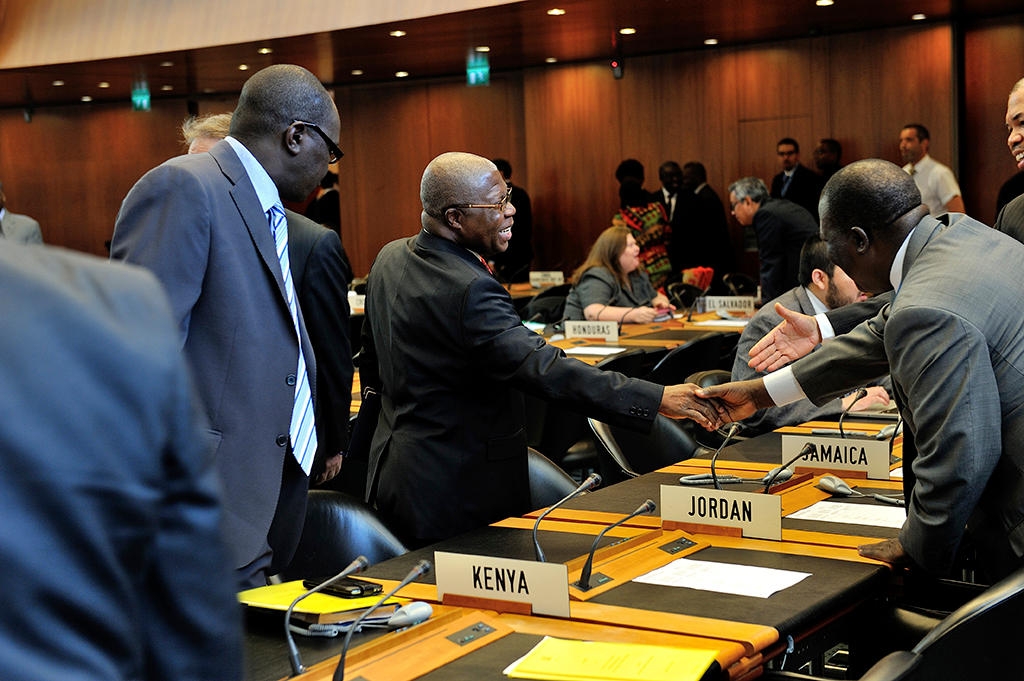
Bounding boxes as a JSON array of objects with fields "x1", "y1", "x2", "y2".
[
  {"x1": 527, "y1": 447, "x2": 578, "y2": 509},
  {"x1": 722, "y1": 272, "x2": 758, "y2": 296},
  {"x1": 761, "y1": 563, "x2": 1024, "y2": 681},
  {"x1": 644, "y1": 333, "x2": 723, "y2": 386},
  {"x1": 596, "y1": 346, "x2": 669, "y2": 377},
  {"x1": 717, "y1": 331, "x2": 740, "y2": 370},
  {"x1": 588, "y1": 414, "x2": 706, "y2": 481},
  {"x1": 280, "y1": 490, "x2": 407, "y2": 580},
  {"x1": 667, "y1": 281, "x2": 705, "y2": 310},
  {"x1": 686, "y1": 369, "x2": 732, "y2": 389},
  {"x1": 520, "y1": 283, "x2": 571, "y2": 322}
]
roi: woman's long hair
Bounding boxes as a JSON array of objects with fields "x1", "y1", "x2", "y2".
[{"x1": 570, "y1": 226, "x2": 632, "y2": 289}]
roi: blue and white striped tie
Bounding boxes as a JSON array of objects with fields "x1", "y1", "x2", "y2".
[{"x1": 268, "y1": 204, "x2": 317, "y2": 476}]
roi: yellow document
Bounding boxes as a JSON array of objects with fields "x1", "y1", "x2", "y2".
[
  {"x1": 237, "y1": 581, "x2": 400, "y2": 623},
  {"x1": 504, "y1": 636, "x2": 716, "y2": 681}
]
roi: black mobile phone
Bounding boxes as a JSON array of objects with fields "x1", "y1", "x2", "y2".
[{"x1": 301, "y1": 576, "x2": 384, "y2": 598}]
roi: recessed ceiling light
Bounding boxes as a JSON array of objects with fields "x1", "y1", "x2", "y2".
[
  {"x1": 203, "y1": 88, "x2": 215, "y2": 94},
  {"x1": 911, "y1": 12, "x2": 926, "y2": 20},
  {"x1": 98, "y1": 81, "x2": 110, "y2": 88},
  {"x1": 475, "y1": 46, "x2": 490, "y2": 52},
  {"x1": 395, "y1": 71, "x2": 409, "y2": 78},
  {"x1": 545, "y1": 57, "x2": 558, "y2": 63},
  {"x1": 80, "y1": 95, "x2": 93, "y2": 102},
  {"x1": 351, "y1": 69, "x2": 364, "y2": 76},
  {"x1": 389, "y1": 30, "x2": 406, "y2": 37},
  {"x1": 816, "y1": 0, "x2": 834, "y2": 6},
  {"x1": 160, "y1": 85, "x2": 173, "y2": 91},
  {"x1": 52, "y1": 80, "x2": 65, "y2": 86},
  {"x1": 547, "y1": 8, "x2": 566, "y2": 15},
  {"x1": 257, "y1": 47, "x2": 273, "y2": 55},
  {"x1": 160, "y1": 60, "x2": 173, "y2": 67},
  {"x1": 619, "y1": 27, "x2": 637, "y2": 35},
  {"x1": 238, "y1": 64, "x2": 249, "y2": 71},
  {"x1": 704, "y1": 38, "x2": 719, "y2": 45}
]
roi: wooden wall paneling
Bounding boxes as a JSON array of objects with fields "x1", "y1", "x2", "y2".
[
  {"x1": 962, "y1": 18, "x2": 1024, "y2": 226},
  {"x1": 737, "y1": 116, "x2": 815, "y2": 190}
]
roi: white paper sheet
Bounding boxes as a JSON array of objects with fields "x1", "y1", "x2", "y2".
[
  {"x1": 690, "y1": 319, "x2": 749, "y2": 327},
  {"x1": 632, "y1": 557, "x2": 810, "y2": 598},
  {"x1": 890, "y1": 466, "x2": 903, "y2": 479},
  {"x1": 565, "y1": 346, "x2": 629, "y2": 357},
  {"x1": 787, "y1": 500, "x2": 906, "y2": 529}
]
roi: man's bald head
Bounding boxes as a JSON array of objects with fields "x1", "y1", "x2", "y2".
[
  {"x1": 421, "y1": 152, "x2": 498, "y2": 224},
  {"x1": 230, "y1": 64, "x2": 336, "y2": 142},
  {"x1": 820, "y1": 159, "x2": 922, "y2": 240}
]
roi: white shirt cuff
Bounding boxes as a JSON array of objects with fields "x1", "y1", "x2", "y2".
[
  {"x1": 763, "y1": 366, "x2": 808, "y2": 406},
  {"x1": 815, "y1": 312, "x2": 835, "y2": 342}
]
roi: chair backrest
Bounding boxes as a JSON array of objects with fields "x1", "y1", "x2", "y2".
[
  {"x1": 667, "y1": 282, "x2": 705, "y2": 310},
  {"x1": 722, "y1": 272, "x2": 758, "y2": 296},
  {"x1": 644, "y1": 333, "x2": 724, "y2": 386},
  {"x1": 521, "y1": 283, "x2": 572, "y2": 322},
  {"x1": 716, "y1": 331, "x2": 740, "y2": 370},
  {"x1": 596, "y1": 346, "x2": 669, "y2": 377},
  {"x1": 686, "y1": 369, "x2": 732, "y2": 389},
  {"x1": 527, "y1": 447, "x2": 578, "y2": 509},
  {"x1": 588, "y1": 414, "x2": 700, "y2": 480},
  {"x1": 280, "y1": 490, "x2": 407, "y2": 580}
]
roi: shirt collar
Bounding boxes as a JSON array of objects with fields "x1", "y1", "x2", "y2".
[
  {"x1": 804, "y1": 287, "x2": 829, "y2": 315},
  {"x1": 784, "y1": 167, "x2": 796, "y2": 178},
  {"x1": 693, "y1": 182, "x2": 707, "y2": 195},
  {"x1": 0, "y1": 207, "x2": 6, "y2": 222},
  {"x1": 223, "y1": 136, "x2": 281, "y2": 213},
  {"x1": 663, "y1": 187, "x2": 675, "y2": 200},
  {"x1": 889, "y1": 228, "x2": 916, "y2": 291}
]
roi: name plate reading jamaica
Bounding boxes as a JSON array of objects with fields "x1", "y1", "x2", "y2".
[
  {"x1": 702, "y1": 295, "x2": 757, "y2": 313},
  {"x1": 781, "y1": 434, "x2": 891, "y2": 479},
  {"x1": 434, "y1": 551, "x2": 570, "y2": 618},
  {"x1": 529, "y1": 271, "x2": 565, "y2": 287},
  {"x1": 661, "y1": 485, "x2": 782, "y2": 541},
  {"x1": 564, "y1": 320, "x2": 619, "y2": 342}
]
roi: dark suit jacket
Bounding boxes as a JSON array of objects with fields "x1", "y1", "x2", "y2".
[
  {"x1": 361, "y1": 230, "x2": 663, "y2": 543},
  {"x1": 111, "y1": 140, "x2": 316, "y2": 571},
  {"x1": 752, "y1": 198, "x2": 819, "y2": 302},
  {"x1": 770, "y1": 164, "x2": 823, "y2": 220},
  {"x1": 0, "y1": 242, "x2": 241, "y2": 681},
  {"x1": 287, "y1": 210, "x2": 354, "y2": 477},
  {"x1": 663, "y1": 184, "x2": 735, "y2": 288},
  {"x1": 995, "y1": 192, "x2": 1024, "y2": 244}
]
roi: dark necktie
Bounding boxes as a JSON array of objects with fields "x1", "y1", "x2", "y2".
[{"x1": 781, "y1": 173, "x2": 793, "y2": 197}]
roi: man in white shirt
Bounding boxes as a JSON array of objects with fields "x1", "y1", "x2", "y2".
[{"x1": 899, "y1": 123, "x2": 964, "y2": 216}]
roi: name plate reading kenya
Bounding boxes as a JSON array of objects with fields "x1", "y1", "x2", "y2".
[
  {"x1": 702, "y1": 296, "x2": 757, "y2": 314},
  {"x1": 781, "y1": 434, "x2": 891, "y2": 479},
  {"x1": 529, "y1": 271, "x2": 565, "y2": 287},
  {"x1": 434, "y1": 551, "x2": 570, "y2": 618},
  {"x1": 564, "y1": 320, "x2": 619, "y2": 342},
  {"x1": 661, "y1": 485, "x2": 782, "y2": 540}
]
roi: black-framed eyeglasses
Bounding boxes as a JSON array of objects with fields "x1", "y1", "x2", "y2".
[
  {"x1": 447, "y1": 185, "x2": 513, "y2": 213},
  {"x1": 293, "y1": 120, "x2": 344, "y2": 163}
]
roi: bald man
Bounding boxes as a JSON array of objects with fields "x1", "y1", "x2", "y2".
[{"x1": 361, "y1": 152, "x2": 721, "y2": 546}]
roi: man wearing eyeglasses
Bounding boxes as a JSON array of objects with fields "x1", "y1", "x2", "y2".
[
  {"x1": 111, "y1": 64, "x2": 342, "y2": 587},
  {"x1": 360, "y1": 152, "x2": 723, "y2": 548}
]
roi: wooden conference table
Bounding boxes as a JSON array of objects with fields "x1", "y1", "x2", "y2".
[{"x1": 246, "y1": 418, "x2": 905, "y2": 681}]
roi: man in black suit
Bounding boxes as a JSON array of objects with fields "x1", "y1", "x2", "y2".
[
  {"x1": 680, "y1": 161, "x2": 735, "y2": 290},
  {"x1": 361, "y1": 152, "x2": 722, "y2": 546},
  {"x1": 729, "y1": 176, "x2": 818, "y2": 302},
  {"x1": 490, "y1": 158, "x2": 533, "y2": 282},
  {"x1": 653, "y1": 161, "x2": 688, "y2": 273},
  {"x1": 770, "y1": 137, "x2": 823, "y2": 221},
  {"x1": 998, "y1": 77, "x2": 1024, "y2": 239},
  {"x1": 0, "y1": 242, "x2": 241, "y2": 681}
]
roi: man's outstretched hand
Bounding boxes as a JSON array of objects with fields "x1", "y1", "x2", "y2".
[
  {"x1": 660, "y1": 384, "x2": 724, "y2": 430},
  {"x1": 748, "y1": 303, "x2": 822, "y2": 372},
  {"x1": 695, "y1": 379, "x2": 775, "y2": 423}
]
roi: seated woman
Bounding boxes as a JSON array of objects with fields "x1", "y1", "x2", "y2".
[{"x1": 564, "y1": 226, "x2": 675, "y2": 323}]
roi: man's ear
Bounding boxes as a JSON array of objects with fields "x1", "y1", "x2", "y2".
[
  {"x1": 444, "y1": 207, "x2": 462, "y2": 231},
  {"x1": 283, "y1": 122, "x2": 303, "y2": 157},
  {"x1": 810, "y1": 268, "x2": 829, "y2": 290},
  {"x1": 851, "y1": 226, "x2": 870, "y2": 254}
]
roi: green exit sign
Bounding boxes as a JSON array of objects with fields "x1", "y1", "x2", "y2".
[
  {"x1": 467, "y1": 53, "x2": 490, "y2": 87},
  {"x1": 132, "y1": 85, "x2": 150, "y2": 111}
]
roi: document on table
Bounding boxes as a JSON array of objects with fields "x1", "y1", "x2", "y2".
[
  {"x1": 690, "y1": 319, "x2": 749, "y2": 327},
  {"x1": 787, "y1": 500, "x2": 906, "y2": 529},
  {"x1": 503, "y1": 636, "x2": 716, "y2": 681},
  {"x1": 890, "y1": 466, "x2": 903, "y2": 479},
  {"x1": 565, "y1": 346, "x2": 628, "y2": 357},
  {"x1": 633, "y1": 557, "x2": 810, "y2": 598}
]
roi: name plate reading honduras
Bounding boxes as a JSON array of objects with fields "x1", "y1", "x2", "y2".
[
  {"x1": 564, "y1": 320, "x2": 619, "y2": 342},
  {"x1": 781, "y1": 434, "x2": 890, "y2": 479},
  {"x1": 702, "y1": 296, "x2": 757, "y2": 314},
  {"x1": 529, "y1": 271, "x2": 565, "y2": 287},
  {"x1": 661, "y1": 484, "x2": 782, "y2": 540},
  {"x1": 434, "y1": 551, "x2": 570, "y2": 618}
]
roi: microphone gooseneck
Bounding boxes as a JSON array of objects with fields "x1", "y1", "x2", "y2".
[
  {"x1": 839, "y1": 388, "x2": 868, "y2": 438},
  {"x1": 710, "y1": 423, "x2": 741, "y2": 490},
  {"x1": 333, "y1": 560, "x2": 431, "y2": 681},
  {"x1": 534, "y1": 473, "x2": 601, "y2": 562},
  {"x1": 576, "y1": 499, "x2": 656, "y2": 591},
  {"x1": 285, "y1": 555, "x2": 369, "y2": 676},
  {"x1": 762, "y1": 442, "x2": 816, "y2": 493}
]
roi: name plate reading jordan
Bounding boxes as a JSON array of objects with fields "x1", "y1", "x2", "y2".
[
  {"x1": 529, "y1": 271, "x2": 565, "y2": 287},
  {"x1": 702, "y1": 296, "x2": 757, "y2": 314},
  {"x1": 434, "y1": 551, "x2": 570, "y2": 618},
  {"x1": 782, "y1": 434, "x2": 890, "y2": 479},
  {"x1": 564, "y1": 320, "x2": 619, "y2": 342},
  {"x1": 661, "y1": 485, "x2": 782, "y2": 540}
]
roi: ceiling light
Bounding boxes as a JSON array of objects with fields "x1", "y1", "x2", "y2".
[
  {"x1": 547, "y1": 8, "x2": 566, "y2": 15},
  {"x1": 389, "y1": 30, "x2": 406, "y2": 37},
  {"x1": 704, "y1": 38, "x2": 719, "y2": 45},
  {"x1": 160, "y1": 85, "x2": 173, "y2": 91},
  {"x1": 475, "y1": 46, "x2": 490, "y2": 52},
  {"x1": 238, "y1": 64, "x2": 249, "y2": 71},
  {"x1": 98, "y1": 81, "x2": 110, "y2": 88},
  {"x1": 911, "y1": 12, "x2": 926, "y2": 20},
  {"x1": 815, "y1": 0, "x2": 834, "y2": 6},
  {"x1": 80, "y1": 95, "x2": 93, "y2": 102},
  {"x1": 52, "y1": 80, "x2": 65, "y2": 86},
  {"x1": 257, "y1": 47, "x2": 273, "y2": 55},
  {"x1": 351, "y1": 69, "x2": 364, "y2": 76},
  {"x1": 160, "y1": 61, "x2": 173, "y2": 67},
  {"x1": 619, "y1": 27, "x2": 637, "y2": 35},
  {"x1": 395, "y1": 71, "x2": 410, "y2": 78},
  {"x1": 203, "y1": 88, "x2": 215, "y2": 94},
  {"x1": 545, "y1": 57, "x2": 558, "y2": 63}
]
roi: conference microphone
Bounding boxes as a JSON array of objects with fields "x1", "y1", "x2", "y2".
[
  {"x1": 285, "y1": 555, "x2": 369, "y2": 676},
  {"x1": 534, "y1": 473, "x2": 601, "y2": 562},
  {"x1": 817, "y1": 474, "x2": 905, "y2": 506},
  {"x1": 838, "y1": 387, "x2": 868, "y2": 438},
  {"x1": 618, "y1": 306, "x2": 640, "y2": 333},
  {"x1": 575, "y1": 499, "x2": 656, "y2": 591},
  {"x1": 684, "y1": 285, "x2": 711, "y2": 322},
  {"x1": 332, "y1": 560, "x2": 432, "y2": 681},
  {"x1": 679, "y1": 467, "x2": 793, "y2": 486},
  {"x1": 709, "y1": 423, "x2": 742, "y2": 490},
  {"x1": 762, "y1": 442, "x2": 816, "y2": 493}
]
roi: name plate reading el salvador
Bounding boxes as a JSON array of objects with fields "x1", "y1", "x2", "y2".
[
  {"x1": 661, "y1": 485, "x2": 782, "y2": 540},
  {"x1": 529, "y1": 271, "x2": 565, "y2": 287},
  {"x1": 702, "y1": 295, "x2": 757, "y2": 314},
  {"x1": 434, "y1": 551, "x2": 570, "y2": 618},
  {"x1": 781, "y1": 434, "x2": 890, "y2": 479},
  {"x1": 564, "y1": 320, "x2": 619, "y2": 342}
]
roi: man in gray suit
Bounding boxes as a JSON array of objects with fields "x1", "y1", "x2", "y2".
[
  {"x1": 0, "y1": 181, "x2": 42, "y2": 244},
  {"x1": 112, "y1": 64, "x2": 341, "y2": 586},
  {"x1": 701, "y1": 159, "x2": 1024, "y2": 580}
]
